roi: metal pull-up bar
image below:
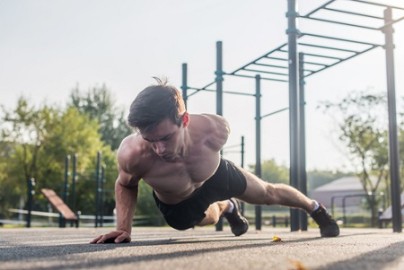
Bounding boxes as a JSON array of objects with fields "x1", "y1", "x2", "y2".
[{"x1": 180, "y1": 0, "x2": 404, "y2": 233}]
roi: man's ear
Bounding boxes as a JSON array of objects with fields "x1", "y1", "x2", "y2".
[{"x1": 182, "y1": 112, "x2": 190, "y2": 127}]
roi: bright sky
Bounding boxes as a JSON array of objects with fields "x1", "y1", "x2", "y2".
[{"x1": 1, "y1": 0, "x2": 403, "y2": 172}]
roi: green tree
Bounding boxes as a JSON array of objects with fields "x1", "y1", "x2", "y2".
[
  {"x1": 68, "y1": 84, "x2": 132, "y2": 150},
  {"x1": 40, "y1": 106, "x2": 117, "y2": 215},
  {"x1": 249, "y1": 158, "x2": 350, "y2": 192},
  {"x1": 262, "y1": 159, "x2": 289, "y2": 184},
  {"x1": 0, "y1": 98, "x2": 59, "y2": 215},
  {"x1": 398, "y1": 100, "x2": 404, "y2": 192},
  {"x1": 320, "y1": 91, "x2": 388, "y2": 226},
  {"x1": 0, "y1": 97, "x2": 117, "y2": 216}
]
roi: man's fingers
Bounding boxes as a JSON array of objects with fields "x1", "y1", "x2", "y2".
[
  {"x1": 97, "y1": 234, "x2": 113, "y2": 244},
  {"x1": 115, "y1": 233, "x2": 130, "y2": 243},
  {"x1": 91, "y1": 233, "x2": 115, "y2": 244},
  {"x1": 90, "y1": 231, "x2": 129, "y2": 244},
  {"x1": 90, "y1": 235, "x2": 103, "y2": 244}
]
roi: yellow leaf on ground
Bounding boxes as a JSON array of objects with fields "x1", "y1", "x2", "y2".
[{"x1": 272, "y1": 235, "x2": 282, "y2": 242}]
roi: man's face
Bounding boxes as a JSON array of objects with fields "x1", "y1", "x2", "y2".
[{"x1": 140, "y1": 118, "x2": 184, "y2": 161}]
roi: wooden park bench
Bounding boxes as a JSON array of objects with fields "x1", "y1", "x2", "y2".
[{"x1": 41, "y1": 188, "x2": 79, "y2": 228}]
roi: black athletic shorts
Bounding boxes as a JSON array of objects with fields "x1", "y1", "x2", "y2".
[{"x1": 153, "y1": 158, "x2": 247, "y2": 230}]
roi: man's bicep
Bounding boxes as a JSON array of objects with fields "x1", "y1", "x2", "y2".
[
  {"x1": 205, "y1": 114, "x2": 230, "y2": 151},
  {"x1": 116, "y1": 169, "x2": 141, "y2": 188}
]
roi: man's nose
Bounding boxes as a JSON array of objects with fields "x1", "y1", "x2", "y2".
[{"x1": 153, "y1": 142, "x2": 166, "y2": 155}]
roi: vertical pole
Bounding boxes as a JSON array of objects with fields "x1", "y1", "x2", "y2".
[
  {"x1": 298, "y1": 52, "x2": 308, "y2": 231},
  {"x1": 331, "y1": 196, "x2": 336, "y2": 218},
  {"x1": 383, "y1": 7, "x2": 402, "y2": 233},
  {"x1": 342, "y1": 197, "x2": 347, "y2": 227},
  {"x1": 71, "y1": 154, "x2": 77, "y2": 213},
  {"x1": 216, "y1": 41, "x2": 223, "y2": 116},
  {"x1": 60, "y1": 155, "x2": 70, "y2": 228},
  {"x1": 100, "y1": 165, "x2": 105, "y2": 227},
  {"x1": 63, "y1": 155, "x2": 70, "y2": 203},
  {"x1": 241, "y1": 135, "x2": 245, "y2": 216},
  {"x1": 215, "y1": 41, "x2": 224, "y2": 231},
  {"x1": 241, "y1": 136, "x2": 245, "y2": 168},
  {"x1": 26, "y1": 178, "x2": 35, "y2": 228},
  {"x1": 181, "y1": 63, "x2": 188, "y2": 109},
  {"x1": 255, "y1": 74, "x2": 262, "y2": 230},
  {"x1": 287, "y1": 0, "x2": 301, "y2": 232},
  {"x1": 95, "y1": 151, "x2": 101, "y2": 228}
]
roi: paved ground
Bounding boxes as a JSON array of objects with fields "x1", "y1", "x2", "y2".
[{"x1": 1, "y1": 226, "x2": 404, "y2": 270}]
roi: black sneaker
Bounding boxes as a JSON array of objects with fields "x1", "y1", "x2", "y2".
[
  {"x1": 223, "y1": 198, "x2": 249, "y2": 236},
  {"x1": 311, "y1": 205, "x2": 340, "y2": 237}
]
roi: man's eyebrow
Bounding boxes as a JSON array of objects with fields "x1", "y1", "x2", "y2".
[{"x1": 142, "y1": 133, "x2": 173, "y2": 142}]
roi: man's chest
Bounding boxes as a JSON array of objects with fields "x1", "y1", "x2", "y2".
[{"x1": 142, "y1": 153, "x2": 220, "y2": 191}]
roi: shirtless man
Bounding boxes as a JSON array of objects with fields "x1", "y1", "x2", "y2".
[{"x1": 91, "y1": 79, "x2": 339, "y2": 244}]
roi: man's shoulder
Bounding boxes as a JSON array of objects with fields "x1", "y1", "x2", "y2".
[
  {"x1": 117, "y1": 135, "x2": 146, "y2": 173},
  {"x1": 118, "y1": 134, "x2": 141, "y2": 155},
  {"x1": 190, "y1": 114, "x2": 229, "y2": 151},
  {"x1": 192, "y1": 113, "x2": 226, "y2": 128}
]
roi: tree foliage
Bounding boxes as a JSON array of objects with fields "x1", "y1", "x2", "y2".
[
  {"x1": 0, "y1": 97, "x2": 117, "y2": 216},
  {"x1": 0, "y1": 90, "x2": 162, "y2": 224},
  {"x1": 320, "y1": 91, "x2": 389, "y2": 226},
  {"x1": 68, "y1": 84, "x2": 132, "y2": 150}
]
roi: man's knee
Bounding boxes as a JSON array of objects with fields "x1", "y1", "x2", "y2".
[{"x1": 200, "y1": 203, "x2": 221, "y2": 225}]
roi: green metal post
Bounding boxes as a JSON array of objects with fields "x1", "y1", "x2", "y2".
[
  {"x1": 71, "y1": 154, "x2": 77, "y2": 213},
  {"x1": 241, "y1": 136, "x2": 245, "y2": 169},
  {"x1": 60, "y1": 155, "x2": 70, "y2": 228},
  {"x1": 100, "y1": 165, "x2": 105, "y2": 227},
  {"x1": 255, "y1": 74, "x2": 262, "y2": 230},
  {"x1": 241, "y1": 135, "x2": 245, "y2": 216},
  {"x1": 216, "y1": 41, "x2": 224, "y2": 232},
  {"x1": 182, "y1": 63, "x2": 188, "y2": 109},
  {"x1": 26, "y1": 178, "x2": 35, "y2": 228},
  {"x1": 287, "y1": 0, "x2": 301, "y2": 232},
  {"x1": 95, "y1": 151, "x2": 101, "y2": 228},
  {"x1": 383, "y1": 7, "x2": 402, "y2": 233},
  {"x1": 299, "y1": 52, "x2": 308, "y2": 230}
]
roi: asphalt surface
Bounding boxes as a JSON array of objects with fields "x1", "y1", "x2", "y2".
[{"x1": 1, "y1": 226, "x2": 404, "y2": 270}]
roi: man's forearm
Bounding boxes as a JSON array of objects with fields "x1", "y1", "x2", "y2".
[{"x1": 115, "y1": 180, "x2": 138, "y2": 234}]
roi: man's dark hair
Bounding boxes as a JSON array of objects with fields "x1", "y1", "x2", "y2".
[{"x1": 128, "y1": 78, "x2": 186, "y2": 131}]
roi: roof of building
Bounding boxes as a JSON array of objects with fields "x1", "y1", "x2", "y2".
[{"x1": 313, "y1": 176, "x2": 377, "y2": 192}]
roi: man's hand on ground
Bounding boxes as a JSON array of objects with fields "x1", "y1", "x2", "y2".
[{"x1": 90, "y1": 230, "x2": 131, "y2": 244}]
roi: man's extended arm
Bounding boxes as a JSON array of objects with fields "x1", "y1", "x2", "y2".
[
  {"x1": 115, "y1": 177, "x2": 139, "y2": 236},
  {"x1": 90, "y1": 172, "x2": 139, "y2": 244}
]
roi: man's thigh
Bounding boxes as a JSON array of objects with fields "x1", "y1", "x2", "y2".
[{"x1": 237, "y1": 168, "x2": 274, "y2": 205}]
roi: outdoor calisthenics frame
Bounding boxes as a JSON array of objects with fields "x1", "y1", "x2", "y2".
[{"x1": 181, "y1": 0, "x2": 404, "y2": 233}]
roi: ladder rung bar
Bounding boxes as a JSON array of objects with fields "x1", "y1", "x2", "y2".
[
  {"x1": 301, "y1": 16, "x2": 380, "y2": 30},
  {"x1": 302, "y1": 32, "x2": 382, "y2": 46},
  {"x1": 323, "y1": 7, "x2": 384, "y2": 20},
  {"x1": 301, "y1": 60, "x2": 329, "y2": 67},
  {"x1": 380, "y1": 16, "x2": 404, "y2": 30},
  {"x1": 229, "y1": 43, "x2": 287, "y2": 75},
  {"x1": 230, "y1": 73, "x2": 288, "y2": 82},
  {"x1": 349, "y1": 0, "x2": 404, "y2": 11},
  {"x1": 243, "y1": 68, "x2": 288, "y2": 76},
  {"x1": 298, "y1": 42, "x2": 360, "y2": 53},
  {"x1": 301, "y1": 52, "x2": 343, "y2": 60},
  {"x1": 264, "y1": 56, "x2": 288, "y2": 61},
  {"x1": 279, "y1": 48, "x2": 342, "y2": 60},
  {"x1": 253, "y1": 62, "x2": 288, "y2": 69},
  {"x1": 303, "y1": 68, "x2": 319, "y2": 73},
  {"x1": 305, "y1": 0, "x2": 336, "y2": 17}
]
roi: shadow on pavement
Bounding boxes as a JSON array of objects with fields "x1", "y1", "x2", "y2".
[
  {"x1": 1, "y1": 234, "x2": 329, "y2": 270},
  {"x1": 315, "y1": 240, "x2": 404, "y2": 270}
]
